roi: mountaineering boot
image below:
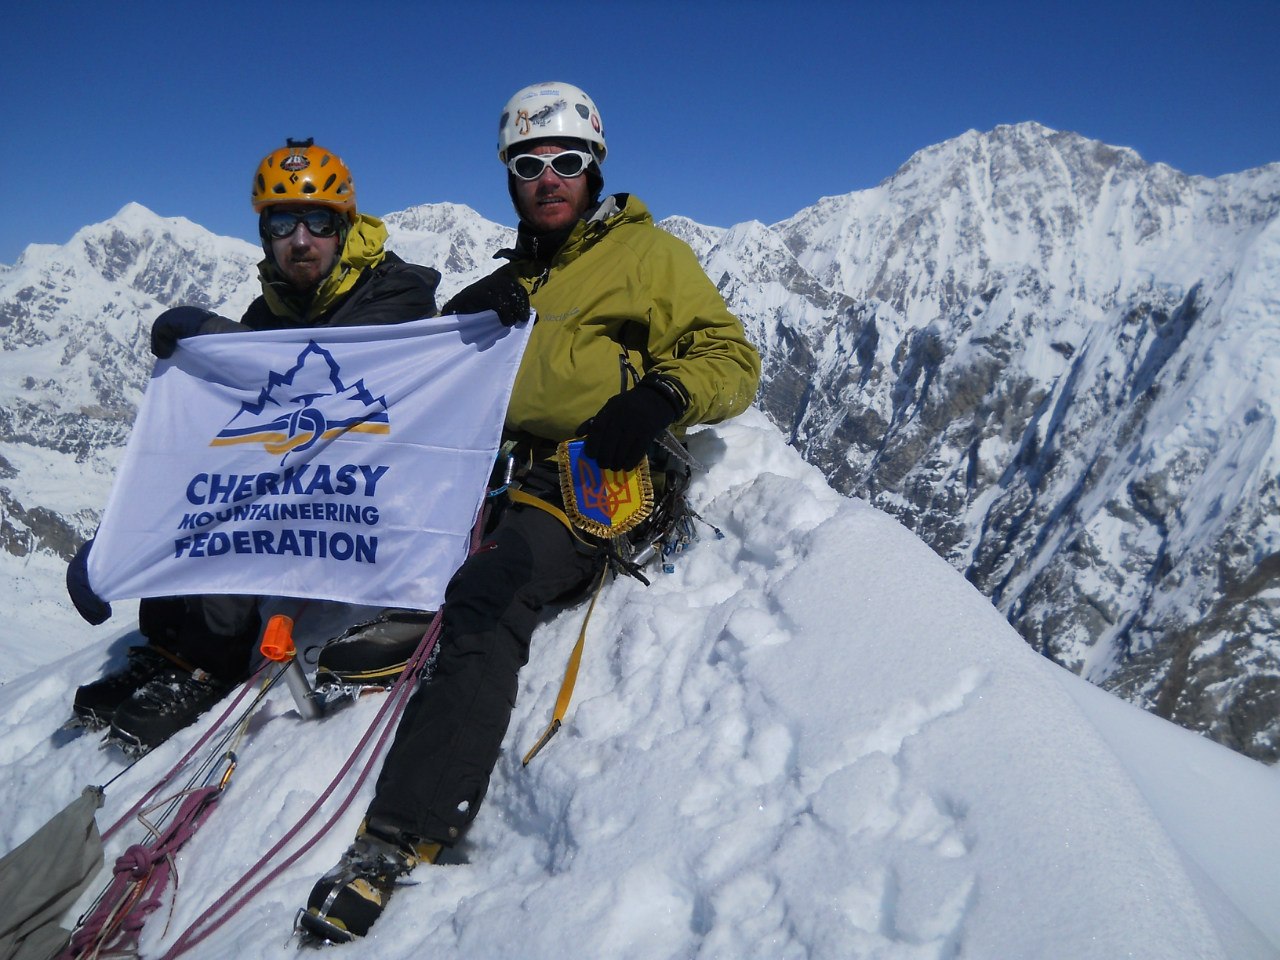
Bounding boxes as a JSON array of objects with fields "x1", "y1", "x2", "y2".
[
  {"x1": 72, "y1": 645, "x2": 180, "y2": 729},
  {"x1": 299, "y1": 821, "x2": 442, "y2": 943},
  {"x1": 107, "y1": 666, "x2": 234, "y2": 756},
  {"x1": 314, "y1": 610, "x2": 435, "y2": 690}
]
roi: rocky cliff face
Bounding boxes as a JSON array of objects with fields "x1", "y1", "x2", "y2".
[
  {"x1": 726, "y1": 124, "x2": 1280, "y2": 761},
  {"x1": 2, "y1": 127, "x2": 1277, "y2": 761}
]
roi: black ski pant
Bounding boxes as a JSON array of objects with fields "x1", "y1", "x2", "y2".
[{"x1": 366, "y1": 500, "x2": 600, "y2": 844}]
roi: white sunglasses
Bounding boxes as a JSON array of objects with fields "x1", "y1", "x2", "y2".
[{"x1": 506, "y1": 150, "x2": 595, "y2": 181}]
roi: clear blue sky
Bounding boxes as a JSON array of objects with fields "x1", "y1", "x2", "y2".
[{"x1": 2, "y1": 0, "x2": 1276, "y2": 265}]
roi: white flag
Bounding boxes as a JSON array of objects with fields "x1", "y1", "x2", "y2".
[{"x1": 88, "y1": 312, "x2": 530, "y2": 611}]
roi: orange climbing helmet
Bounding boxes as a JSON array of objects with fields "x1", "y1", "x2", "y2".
[{"x1": 251, "y1": 138, "x2": 357, "y2": 220}]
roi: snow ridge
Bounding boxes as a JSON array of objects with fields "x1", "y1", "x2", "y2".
[{"x1": 1, "y1": 412, "x2": 1276, "y2": 959}]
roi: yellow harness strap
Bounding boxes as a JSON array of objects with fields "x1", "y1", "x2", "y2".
[
  {"x1": 511, "y1": 450, "x2": 653, "y2": 765},
  {"x1": 507, "y1": 485, "x2": 598, "y2": 763},
  {"x1": 522, "y1": 568, "x2": 608, "y2": 765},
  {"x1": 507, "y1": 486, "x2": 581, "y2": 538}
]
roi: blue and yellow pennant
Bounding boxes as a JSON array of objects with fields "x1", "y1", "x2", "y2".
[{"x1": 557, "y1": 439, "x2": 653, "y2": 539}]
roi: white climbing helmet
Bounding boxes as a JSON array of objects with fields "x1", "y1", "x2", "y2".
[{"x1": 497, "y1": 82, "x2": 606, "y2": 164}]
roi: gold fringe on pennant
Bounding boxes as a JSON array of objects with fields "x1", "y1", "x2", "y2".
[{"x1": 556, "y1": 440, "x2": 654, "y2": 539}]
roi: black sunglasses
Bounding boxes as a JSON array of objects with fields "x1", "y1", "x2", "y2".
[
  {"x1": 507, "y1": 150, "x2": 594, "y2": 181},
  {"x1": 263, "y1": 209, "x2": 343, "y2": 239}
]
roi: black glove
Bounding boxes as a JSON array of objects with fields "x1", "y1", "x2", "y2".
[
  {"x1": 441, "y1": 273, "x2": 530, "y2": 327},
  {"x1": 577, "y1": 378, "x2": 685, "y2": 471},
  {"x1": 67, "y1": 539, "x2": 112, "y2": 625},
  {"x1": 151, "y1": 306, "x2": 216, "y2": 359}
]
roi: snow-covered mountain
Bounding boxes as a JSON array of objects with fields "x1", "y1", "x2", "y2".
[
  {"x1": 2, "y1": 412, "x2": 1278, "y2": 959},
  {"x1": 1, "y1": 122, "x2": 1278, "y2": 767},
  {"x1": 382, "y1": 202, "x2": 515, "y2": 288},
  {"x1": 744, "y1": 124, "x2": 1280, "y2": 763}
]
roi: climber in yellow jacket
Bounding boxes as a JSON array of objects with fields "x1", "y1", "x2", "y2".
[{"x1": 300, "y1": 81, "x2": 761, "y2": 943}]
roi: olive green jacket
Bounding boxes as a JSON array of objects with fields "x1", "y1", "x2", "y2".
[{"x1": 497, "y1": 194, "x2": 760, "y2": 444}]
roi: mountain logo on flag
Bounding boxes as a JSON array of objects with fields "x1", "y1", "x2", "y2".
[{"x1": 211, "y1": 341, "x2": 390, "y2": 463}]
